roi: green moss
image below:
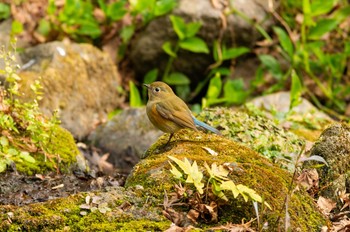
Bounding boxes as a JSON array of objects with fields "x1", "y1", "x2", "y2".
[
  {"x1": 12, "y1": 125, "x2": 79, "y2": 175},
  {"x1": 0, "y1": 187, "x2": 170, "y2": 231},
  {"x1": 127, "y1": 129, "x2": 327, "y2": 231},
  {"x1": 196, "y1": 107, "x2": 304, "y2": 171}
]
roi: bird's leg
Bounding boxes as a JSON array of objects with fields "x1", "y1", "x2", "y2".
[{"x1": 165, "y1": 133, "x2": 174, "y2": 146}]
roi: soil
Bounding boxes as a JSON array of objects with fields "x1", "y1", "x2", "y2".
[{"x1": 0, "y1": 147, "x2": 127, "y2": 206}]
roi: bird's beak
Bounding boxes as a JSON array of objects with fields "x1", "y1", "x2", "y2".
[{"x1": 143, "y1": 84, "x2": 150, "y2": 89}]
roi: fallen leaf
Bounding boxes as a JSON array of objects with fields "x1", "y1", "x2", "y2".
[
  {"x1": 317, "y1": 196, "x2": 336, "y2": 214},
  {"x1": 296, "y1": 169, "x2": 319, "y2": 191}
]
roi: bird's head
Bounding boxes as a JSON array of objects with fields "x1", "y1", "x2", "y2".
[{"x1": 143, "y1": 81, "x2": 175, "y2": 101}]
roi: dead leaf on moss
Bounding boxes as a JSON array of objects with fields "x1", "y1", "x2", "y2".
[
  {"x1": 210, "y1": 220, "x2": 256, "y2": 231},
  {"x1": 164, "y1": 224, "x2": 195, "y2": 232},
  {"x1": 339, "y1": 190, "x2": 350, "y2": 211},
  {"x1": 296, "y1": 168, "x2": 319, "y2": 191},
  {"x1": 187, "y1": 209, "x2": 199, "y2": 224},
  {"x1": 331, "y1": 218, "x2": 350, "y2": 232},
  {"x1": 317, "y1": 196, "x2": 336, "y2": 215},
  {"x1": 162, "y1": 207, "x2": 192, "y2": 227}
]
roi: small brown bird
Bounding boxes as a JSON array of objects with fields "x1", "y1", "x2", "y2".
[{"x1": 144, "y1": 81, "x2": 220, "y2": 144}]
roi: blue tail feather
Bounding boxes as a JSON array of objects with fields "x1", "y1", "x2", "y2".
[{"x1": 192, "y1": 117, "x2": 221, "y2": 135}]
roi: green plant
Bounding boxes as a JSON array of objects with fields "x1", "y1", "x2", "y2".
[
  {"x1": 0, "y1": 3, "x2": 10, "y2": 20},
  {"x1": 0, "y1": 39, "x2": 61, "y2": 173},
  {"x1": 259, "y1": 0, "x2": 350, "y2": 115},
  {"x1": 200, "y1": 40, "x2": 250, "y2": 108},
  {"x1": 143, "y1": 15, "x2": 209, "y2": 100},
  {"x1": 44, "y1": 0, "x2": 102, "y2": 41},
  {"x1": 168, "y1": 155, "x2": 271, "y2": 208}
]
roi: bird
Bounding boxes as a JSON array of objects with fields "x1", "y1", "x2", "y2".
[{"x1": 144, "y1": 81, "x2": 220, "y2": 145}]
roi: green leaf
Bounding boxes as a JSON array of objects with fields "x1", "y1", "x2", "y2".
[
  {"x1": 290, "y1": 70, "x2": 303, "y2": 110},
  {"x1": 19, "y1": 151, "x2": 36, "y2": 163},
  {"x1": 204, "y1": 162, "x2": 229, "y2": 181},
  {"x1": 162, "y1": 41, "x2": 177, "y2": 57},
  {"x1": 302, "y1": 0, "x2": 315, "y2": 27},
  {"x1": 175, "y1": 84, "x2": 190, "y2": 100},
  {"x1": 0, "y1": 161, "x2": 7, "y2": 173},
  {"x1": 220, "y1": 180, "x2": 239, "y2": 198},
  {"x1": 144, "y1": 69, "x2": 158, "y2": 84},
  {"x1": 129, "y1": 81, "x2": 143, "y2": 107},
  {"x1": 236, "y1": 184, "x2": 262, "y2": 202},
  {"x1": 0, "y1": 3, "x2": 10, "y2": 20},
  {"x1": 308, "y1": 19, "x2": 338, "y2": 40},
  {"x1": 333, "y1": 6, "x2": 350, "y2": 23},
  {"x1": 223, "y1": 79, "x2": 248, "y2": 104},
  {"x1": 120, "y1": 25, "x2": 135, "y2": 43},
  {"x1": 169, "y1": 15, "x2": 186, "y2": 40},
  {"x1": 0, "y1": 136, "x2": 9, "y2": 147},
  {"x1": 258, "y1": 55, "x2": 283, "y2": 80},
  {"x1": 107, "y1": 1, "x2": 127, "y2": 21},
  {"x1": 222, "y1": 46, "x2": 249, "y2": 61},
  {"x1": 97, "y1": 0, "x2": 107, "y2": 12},
  {"x1": 8, "y1": 148, "x2": 18, "y2": 156},
  {"x1": 76, "y1": 21, "x2": 101, "y2": 38},
  {"x1": 185, "y1": 22, "x2": 202, "y2": 38},
  {"x1": 213, "y1": 40, "x2": 220, "y2": 62},
  {"x1": 168, "y1": 156, "x2": 204, "y2": 194},
  {"x1": 154, "y1": 0, "x2": 177, "y2": 16},
  {"x1": 169, "y1": 161, "x2": 183, "y2": 179},
  {"x1": 179, "y1": 37, "x2": 209, "y2": 54},
  {"x1": 37, "y1": 19, "x2": 51, "y2": 36},
  {"x1": 11, "y1": 20, "x2": 23, "y2": 35},
  {"x1": 163, "y1": 72, "x2": 190, "y2": 85},
  {"x1": 206, "y1": 73, "x2": 222, "y2": 99},
  {"x1": 310, "y1": 0, "x2": 335, "y2": 17},
  {"x1": 273, "y1": 27, "x2": 293, "y2": 59}
]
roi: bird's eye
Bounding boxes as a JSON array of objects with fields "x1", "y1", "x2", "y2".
[{"x1": 155, "y1": 87, "x2": 160, "y2": 92}]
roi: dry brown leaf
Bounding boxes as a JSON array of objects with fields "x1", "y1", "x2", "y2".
[
  {"x1": 296, "y1": 168, "x2": 319, "y2": 191},
  {"x1": 331, "y1": 218, "x2": 350, "y2": 232},
  {"x1": 339, "y1": 190, "x2": 350, "y2": 211},
  {"x1": 317, "y1": 196, "x2": 337, "y2": 214},
  {"x1": 210, "y1": 220, "x2": 256, "y2": 232},
  {"x1": 187, "y1": 209, "x2": 199, "y2": 224},
  {"x1": 163, "y1": 208, "x2": 191, "y2": 227}
]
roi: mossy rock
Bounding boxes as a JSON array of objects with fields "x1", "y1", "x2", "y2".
[
  {"x1": 196, "y1": 107, "x2": 304, "y2": 170},
  {"x1": 0, "y1": 187, "x2": 170, "y2": 231},
  {"x1": 11, "y1": 125, "x2": 80, "y2": 175},
  {"x1": 308, "y1": 123, "x2": 350, "y2": 201},
  {"x1": 126, "y1": 130, "x2": 327, "y2": 231}
]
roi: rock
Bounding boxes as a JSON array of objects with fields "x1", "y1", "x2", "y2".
[
  {"x1": 126, "y1": 129, "x2": 326, "y2": 230},
  {"x1": 197, "y1": 107, "x2": 304, "y2": 171},
  {"x1": 249, "y1": 91, "x2": 333, "y2": 141},
  {"x1": 129, "y1": 0, "x2": 275, "y2": 83},
  {"x1": 87, "y1": 108, "x2": 162, "y2": 173},
  {"x1": 249, "y1": 91, "x2": 331, "y2": 120},
  {"x1": 309, "y1": 123, "x2": 350, "y2": 201},
  {"x1": 17, "y1": 41, "x2": 124, "y2": 139},
  {"x1": 0, "y1": 187, "x2": 171, "y2": 231}
]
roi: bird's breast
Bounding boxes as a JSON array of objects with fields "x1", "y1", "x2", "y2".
[{"x1": 146, "y1": 102, "x2": 182, "y2": 133}]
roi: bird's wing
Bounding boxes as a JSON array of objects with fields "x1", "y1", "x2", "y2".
[{"x1": 155, "y1": 99, "x2": 197, "y2": 130}]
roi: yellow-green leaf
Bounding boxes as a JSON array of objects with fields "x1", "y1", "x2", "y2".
[{"x1": 168, "y1": 161, "x2": 183, "y2": 179}]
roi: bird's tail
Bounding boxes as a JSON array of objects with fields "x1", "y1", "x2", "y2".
[{"x1": 192, "y1": 117, "x2": 221, "y2": 135}]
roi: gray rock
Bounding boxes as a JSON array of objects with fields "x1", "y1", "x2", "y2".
[
  {"x1": 130, "y1": 0, "x2": 275, "y2": 82},
  {"x1": 309, "y1": 123, "x2": 350, "y2": 201},
  {"x1": 249, "y1": 91, "x2": 332, "y2": 120},
  {"x1": 17, "y1": 41, "x2": 124, "y2": 139},
  {"x1": 87, "y1": 108, "x2": 162, "y2": 173}
]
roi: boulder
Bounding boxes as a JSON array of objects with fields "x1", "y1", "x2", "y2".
[
  {"x1": 87, "y1": 108, "x2": 162, "y2": 173},
  {"x1": 17, "y1": 41, "x2": 124, "y2": 139},
  {"x1": 129, "y1": 0, "x2": 275, "y2": 83}
]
